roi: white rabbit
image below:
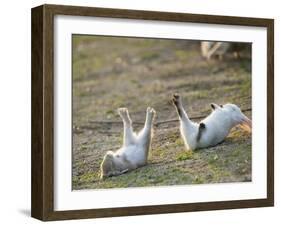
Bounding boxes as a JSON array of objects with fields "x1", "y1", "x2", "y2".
[
  {"x1": 172, "y1": 94, "x2": 251, "y2": 150},
  {"x1": 100, "y1": 107, "x2": 156, "y2": 178}
]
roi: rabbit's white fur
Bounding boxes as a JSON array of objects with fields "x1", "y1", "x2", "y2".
[
  {"x1": 172, "y1": 94, "x2": 251, "y2": 150},
  {"x1": 100, "y1": 107, "x2": 156, "y2": 179}
]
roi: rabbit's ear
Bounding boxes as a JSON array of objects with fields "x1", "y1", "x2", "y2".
[{"x1": 210, "y1": 103, "x2": 220, "y2": 110}]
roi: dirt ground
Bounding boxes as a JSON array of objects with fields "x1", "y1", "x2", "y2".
[{"x1": 72, "y1": 35, "x2": 252, "y2": 190}]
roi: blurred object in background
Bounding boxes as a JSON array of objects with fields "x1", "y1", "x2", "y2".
[
  {"x1": 201, "y1": 41, "x2": 230, "y2": 60},
  {"x1": 201, "y1": 41, "x2": 249, "y2": 60}
]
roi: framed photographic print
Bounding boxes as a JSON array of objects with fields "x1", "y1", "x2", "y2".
[{"x1": 31, "y1": 4, "x2": 274, "y2": 221}]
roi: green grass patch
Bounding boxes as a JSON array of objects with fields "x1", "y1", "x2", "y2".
[
  {"x1": 176, "y1": 150, "x2": 194, "y2": 161},
  {"x1": 140, "y1": 51, "x2": 160, "y2": 61}
]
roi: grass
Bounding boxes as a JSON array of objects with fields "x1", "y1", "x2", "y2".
[
  {"x1": 72, "y1": 35, "x2": 252, "y2": 190},
  {"x1": 176, "y1": 150, "x2": 194, "y2": 161}
]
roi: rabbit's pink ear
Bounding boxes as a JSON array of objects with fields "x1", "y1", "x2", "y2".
[{"x1": 239, "y1": 115, "x2": 252, "y2": 133}]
